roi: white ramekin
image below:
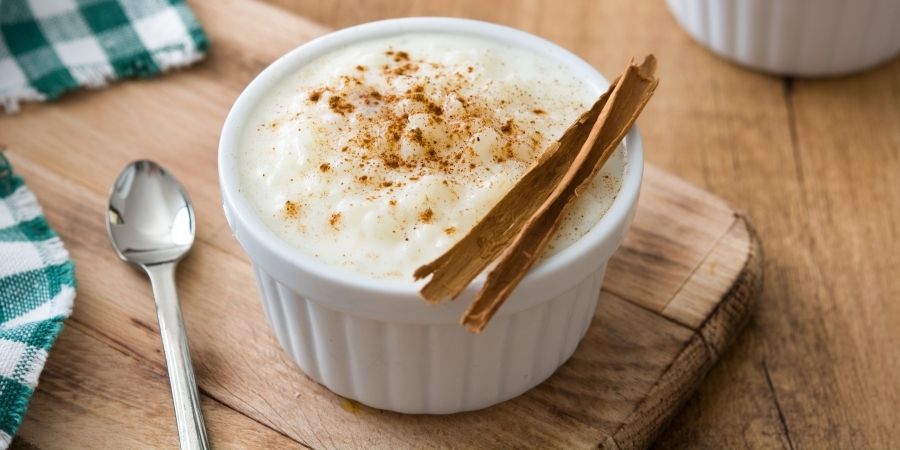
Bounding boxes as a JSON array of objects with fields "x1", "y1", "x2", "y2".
[
  {"x1": 667, "y1": 0, "x2": 900, "y2": 77},
  {"x1": 218, "y1": 18, "x2": 644, "y2": 414}
]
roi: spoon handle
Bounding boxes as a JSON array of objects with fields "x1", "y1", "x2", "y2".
[{"x1": 145, "y1": 262, "x2": 211, "y2": 450}]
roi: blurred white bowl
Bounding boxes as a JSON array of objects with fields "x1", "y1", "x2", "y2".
[{"x1": 667, "y1": 0, "x2": 900, "y2": 76}]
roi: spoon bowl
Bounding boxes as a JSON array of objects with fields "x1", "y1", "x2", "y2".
[{"x1": 107, "y1": 160, "x2": 196, "y2": 266}]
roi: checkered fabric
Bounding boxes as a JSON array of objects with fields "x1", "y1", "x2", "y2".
[
  {"x1": 0, "y1": 0, "x2": 208, "y2": 112},
  {"x1": 0, "y1": 154, "x2": 75, "y2": 448}
]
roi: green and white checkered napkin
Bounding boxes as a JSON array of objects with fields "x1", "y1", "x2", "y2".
[
  {"x1": 0, "y1": 0, "x2": 208, "y2": 112},
  {"x1": 0, "y1": 155, "x2": 75, "y2": 448}
]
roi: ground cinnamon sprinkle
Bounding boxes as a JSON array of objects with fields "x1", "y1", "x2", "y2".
[
  {"x1": 362, "y1": 89, "x2": 383, "y2": 105},
  {"x1": 281, "y1": 42, "x2": 588, "y2": 258},
  {"x1": 389, "y1": 63, "x2": 419, "y2": 76},
  {"x1": 283, "y1": 200, "x2": 300, "y2": 218},
  {"x1": 298, "y1": 43, "x2": 546, "y2": 182},
  {"x1": 383, "y1": 154, "x2": 401, "y2": 168},
  {"x1": 427, "y1": 102, "x2": 443, "y2": 116},
  {"x1": 356, "y1": 134, "x2": 374, "y2": 148},
  {"x1": 329, "y1": 213, "x2": 342, "y2": 229},
  {"x1": 407, "y1": 128, "x2": 426, "y2": 146},
  {"x1": 502, "y1": 142, "x2": 515, "y2": 159},
  {"x1": 339, "y1": 75, "x2": 362, "y2": 86},
  {"x1": 328, "y1": 95, "x2": 355, "y2": 114}
]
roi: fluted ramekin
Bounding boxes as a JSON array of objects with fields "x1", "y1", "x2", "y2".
[
  {"x1": 667, "y1": 0, "x2": 900, "y2": 76},
  {"x1": 219, "y1": 18, "x2": 643, "y2": 414}
]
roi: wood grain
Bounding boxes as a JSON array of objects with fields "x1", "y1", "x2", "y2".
[
  {"x1": 0, "y1": 0, "x2": 774, "y2": 448},
  {"x1": 14, "y1": 324, "x2": 299, "y2": 449},
  {"x1": 259, "y1": 0, "x2": 900, "y2": 448}
]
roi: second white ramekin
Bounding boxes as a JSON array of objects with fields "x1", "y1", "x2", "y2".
[
  {"x1": 667, "y1": 0, "x2": 900, "y2": 77},
  {"x1": 219, "y1": 18, "x2": 644, "y2": 414}
]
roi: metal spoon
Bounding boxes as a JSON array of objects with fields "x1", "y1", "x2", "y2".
[{"x1": 106, "y1": 160, "x2": 210, "y2": 450}]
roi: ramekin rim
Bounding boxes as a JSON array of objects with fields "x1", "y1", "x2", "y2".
[{"x1": 218, "y1": 17, "x2": 644, "y2": 302}]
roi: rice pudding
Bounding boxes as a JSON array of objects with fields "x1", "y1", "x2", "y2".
[{"x1": 238, "y1": 33, "x2": 625, "y2": 279}]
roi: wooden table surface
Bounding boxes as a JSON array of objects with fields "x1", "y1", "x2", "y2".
[
  {"x1": 2, "y1": 0, "x2": 897, "y2": 448},
  {"x1": 258, "y1": 1, "x2": 900, "y2": 448}
]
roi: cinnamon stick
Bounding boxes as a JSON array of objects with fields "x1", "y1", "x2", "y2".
[
  {"x1": 413, "y1": 85, "x2": 613, "y2": 301},
  {"x1": 462, "y1": 56, "x2": 658, "y2": 332},
  {"x1": 415, "y1": 55, "x2": 659, "y2": 332}
]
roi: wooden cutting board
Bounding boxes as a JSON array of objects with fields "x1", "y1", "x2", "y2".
[{"x1": 0, "y1": 1, "x2": 762, "y2": 448}]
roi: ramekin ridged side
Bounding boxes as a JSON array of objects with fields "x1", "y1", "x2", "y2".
[
  {"x1": 254, "y1": 263, "x2": 606, "y2": 414},
  {"x1": 666, "y1": 0, "x2": 900, "y2": 76}
]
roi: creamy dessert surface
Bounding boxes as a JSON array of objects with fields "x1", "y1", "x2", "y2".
[{"x1": 238, "y1": 33, "x2": 625, "y2": 279}]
